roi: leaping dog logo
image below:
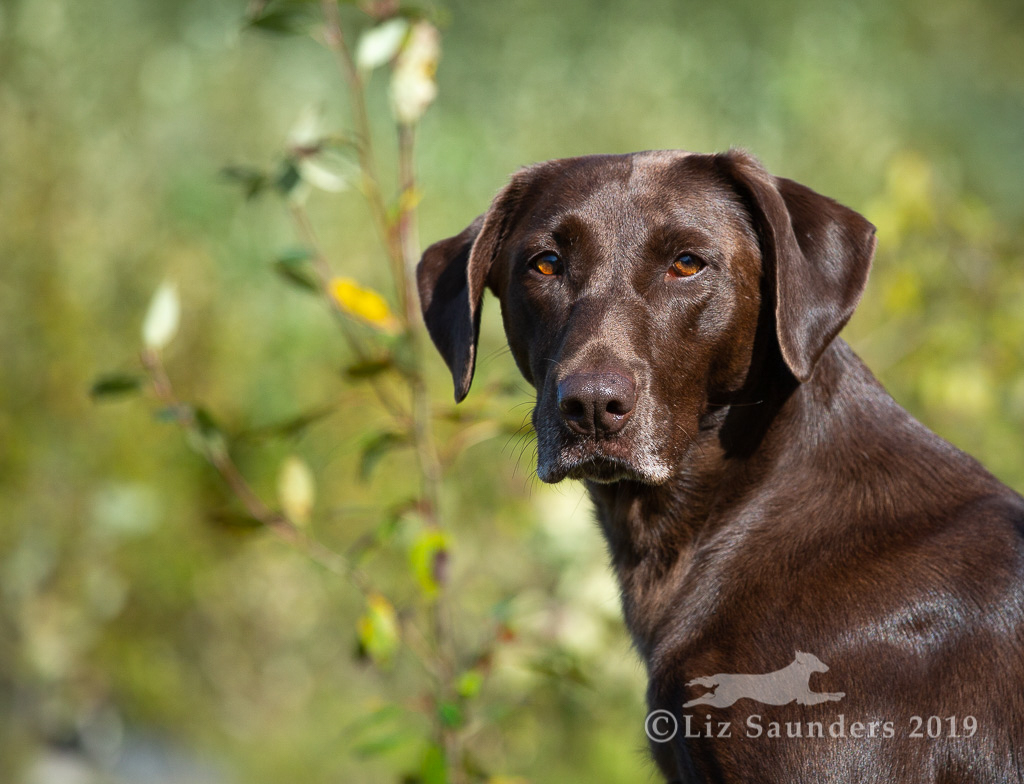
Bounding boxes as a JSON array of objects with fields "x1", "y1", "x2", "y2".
[{"x1": 683, "y1": 651, "x2": 845, "y2": 708}]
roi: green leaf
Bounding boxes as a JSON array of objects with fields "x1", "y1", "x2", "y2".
[
  {"x1": 528, "y1": 651, "x2": 592, "y2": 688},
  {"x1": 344, "y1": 356, "x2": 395, "y2": 380},
  {"x1": 90, "y1": 373, "x2": 143, "y2": 400},
  {"x1": 207, "y1": 510, "x2": 263, "y2": 531},
  {"x1": 221, "y1": 165, "x2": 270, "y2": 199},
  {"x1": 274, "y1": 263, "x2": 318, "y2": 293},
  {"x1": 489, "y1": 597, "x2": 517, "y2": 628},
  {"x1": 186, "y1": 406, "x2": 228, "y2": 459},
  {"x1": 385, "y1": 331, "x2": 418, "y2": 377},
  {"x1": 274, "y1": 249, "x2": 319, "y2": 293},
  {"x1": 238, "y1": 403, "x2": 336, "y2": 442},
  {"x1": 420, "y1": 744, "x2": 447, "y2": 784},
  {"x1": 277, "y1": 247, "x2": 315, "y2": 264},
  {"x1": 359, "y1": 431, "x2": 410, "y2": 480},
  {"x1": 437, "y1": 701, "x2": 463, "y2": 729},
  {"x1": 346, "y1": 703, "x2": 420, "y2": 759},
  {"x1": 352, "y1": 731, "x2": 416, "y2": 759},
  {"x1": 246, "y1": 5, "x2": 312, "y2": 35},
  {"x1": 193, "y1": 406, "x2": 220, "y2": 438},
  {"x1": 154, "y1": 404, "x2": 192, "y2": 424},
  {"x1": 275, "y1": 159, "x2": 302, "y2": 195},
  {"x1": 456, "y1": 669, "x2": 484, "y2": 699}
]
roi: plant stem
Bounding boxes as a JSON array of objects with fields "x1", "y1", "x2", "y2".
[
  {"x1": 289, "y1": 202, "x2": 409, "y2": 422},
  {"x1": 319, "y1": 0, "x2": 407, "y2": 314},
  {"x1": 396, "y1": 123, "x2": 443, "y2": 518},
  {"x1": 140, "y1": 347, "x2": 362, "y2": 587},
  {"x1": 142, "y1": 351, "x2": 458, "y2": 688},
  {"x1": 396, "y1": 123, "x2": 463, "y2": 782},
  {"x1": 318, "y1": 6, "x2": 462, "y2": 777}
]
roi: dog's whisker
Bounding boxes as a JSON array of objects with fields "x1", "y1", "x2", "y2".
[
  {"x1": 509, "y1": 426, "x2": 537, "y2": 474},
  {"x1": 706, "y1": 399, "x2": 765, "y2": 408},
  {"x1": 481, "y1": 345, "x2": 512, "y2": 363}
]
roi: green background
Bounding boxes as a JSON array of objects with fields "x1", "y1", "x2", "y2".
[{"x1": 2, "y1": 0, "x2": 1023, "y2": 781}]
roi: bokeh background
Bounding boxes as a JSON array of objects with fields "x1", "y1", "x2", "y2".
[{"x1": 2, "y1": 0, "x2": 1023, "y2": 782}]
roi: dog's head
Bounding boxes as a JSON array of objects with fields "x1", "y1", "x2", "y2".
[
  {"x1": 417, "y1": 150, "x2": 876, "y2": 484},
  {"x1": 794, "y1": 651, "x2": 829, "y2": 673}
]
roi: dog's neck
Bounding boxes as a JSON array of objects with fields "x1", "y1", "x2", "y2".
[{"x1": 584, "y1": 339, "x2": 901, "y2": 661}]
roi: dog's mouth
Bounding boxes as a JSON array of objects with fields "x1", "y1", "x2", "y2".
[
  {"x1": 532, "y1": 390, "x2": 674, "y2": 485},
  {"x1": 537, "y1": 439, "x2": 669, "y2": 485}
]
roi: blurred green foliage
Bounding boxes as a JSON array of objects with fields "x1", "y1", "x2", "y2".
[{"x1": 1, "y1": 0, "x2": 1022, "y2": 782}]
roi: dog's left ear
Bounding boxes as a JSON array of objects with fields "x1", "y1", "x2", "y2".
[
  {"x1": 718, "y1": 150, "x2": 877, "y2": 382},
  {"x1": 417, "y1": 177, "x2": 527, "y2": 402}
]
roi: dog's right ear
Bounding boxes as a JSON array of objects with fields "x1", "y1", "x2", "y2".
[{"x1": 417, "y1": 180, "x2": 525, "y2": 402}]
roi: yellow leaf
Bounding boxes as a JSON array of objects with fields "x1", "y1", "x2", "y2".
[
  {"x1": 329, "y1": 277, "x2": 401, "y2": 333},
  {"x1": 357, "y1": 593, "x2": 400, "y2": 667},
  {"x1": 409, "y1": 528, "x2": 449, "y2": 599}
]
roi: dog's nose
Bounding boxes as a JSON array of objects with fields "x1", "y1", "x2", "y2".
[{"x1": 557, "y1": 372, "x2": 636, "y2": 436}]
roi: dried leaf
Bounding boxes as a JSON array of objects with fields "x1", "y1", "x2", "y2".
[
  {"x1": 277, "y1": 455, "x2": 315, "y2": 525},
  {"x1": 142, "y1": 282, "x2": 180, "y2": 350},
  {"x1": 287, "y1": 104, "x2": 323, "y2": 148},
  {"x1": 355, "y1": 18, "x2": 409, "y2": 71},
  {"x1": 298, "y1": 152, "x2": 352, "y2": 193},
  {"x1": 390, "y1": 21, "x2": 440, "y2": 125}
]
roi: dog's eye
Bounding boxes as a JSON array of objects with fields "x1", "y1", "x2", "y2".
[
  {"x1": 530, "y1": 252, "x2": 562, "y2": 276},
  {"x1": 669, "y1": 254, "x2": 705, "y2": 279}
]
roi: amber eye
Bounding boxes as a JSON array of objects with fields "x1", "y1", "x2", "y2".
[
  {"x1": 669, "y1": 254, "x2": 705, "y2": 278},
  {"x1": 531, "y1": 252, "x2": 562, "y2": 276}
]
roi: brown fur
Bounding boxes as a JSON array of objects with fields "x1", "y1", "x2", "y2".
[{"x1": 417, "y1": 149, "x2": 1024, "y2": 783}]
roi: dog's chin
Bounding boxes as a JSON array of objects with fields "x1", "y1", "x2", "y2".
[{"x1": 537, "y1": 447, "x2": 669, "y2": 486}]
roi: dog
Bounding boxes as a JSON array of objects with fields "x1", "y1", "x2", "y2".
[
  {"x1": 416, "y1": 149, "x2": 1024, "y2": 782},
  {"x1": 683, "y1": 651, "x2": 844, "y2": 708}
]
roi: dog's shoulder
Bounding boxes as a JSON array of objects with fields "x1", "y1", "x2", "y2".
[{"x1": 948, "y1": 490, "x2": 1024, "y2": 556}]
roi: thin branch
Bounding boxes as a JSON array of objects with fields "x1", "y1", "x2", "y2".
[
  {"x1": 140, "y1": 347, "x2": 365, "y2": 590},
  {"x1": 396, "y1": 119, "x2": 464, "y2": 782},
  {"x1": 318, "y1": 0, "x2": 407, "y2": 311},
  {"x1": 317, "y1": 7, "x2": 464, "y2": 778},
  {"x1": 288, "y1": 202, "x2": 409, "y2": 423}
]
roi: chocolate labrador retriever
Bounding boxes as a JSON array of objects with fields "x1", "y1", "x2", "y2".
[{"x1": 416, "y1": 150, "x2": 1024, "y2": 783}]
